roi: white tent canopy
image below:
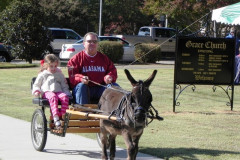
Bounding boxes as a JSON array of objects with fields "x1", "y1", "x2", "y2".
[{"x1": 212, "y1": 2, "x2": 240, "y2": 25}]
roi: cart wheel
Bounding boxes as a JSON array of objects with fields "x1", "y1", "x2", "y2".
[
  {"x1": 96, "y1": 133, "x2": 110, "y2": 149},
  {"x1": 31, "y1": 109, "x2": 48, "y2": 151}
]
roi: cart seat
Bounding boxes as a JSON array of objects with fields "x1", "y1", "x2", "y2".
[{"x1": 32, "y1": 98, "x2": 51, "y2": 106}]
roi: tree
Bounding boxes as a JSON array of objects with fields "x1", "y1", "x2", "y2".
[
  {"x1": 0, "y1": 0, "x2": 51, "y2": 63},
  {"x1": 143, "y1": 0, "x2": 240, "y2": 36},
  {"x1": 39, "y1": 0, "x2": 96, "y2": 36},
  {"x1": 39, "y1": 0, "x2": 151, "y2": 36},
  {"x1": 0, "y1": 0, "x2": 13, "y2": 12},
  {"x1": 103, "y1": 0, "x2": 149, "y2": 35}
]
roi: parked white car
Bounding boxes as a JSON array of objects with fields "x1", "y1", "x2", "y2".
[{"x1": 59, "y1": 36, "x2": 135, "y2": 62}]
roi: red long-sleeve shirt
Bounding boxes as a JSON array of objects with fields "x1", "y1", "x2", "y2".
[{"x1": 67, "y1": 50, "x2": 118, "y2": 89}]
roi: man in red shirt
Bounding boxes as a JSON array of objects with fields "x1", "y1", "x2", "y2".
[{"x1": 67, "y1": 32, "x2": 119, "y2": 104}]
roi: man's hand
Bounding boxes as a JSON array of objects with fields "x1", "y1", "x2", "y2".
[
  {"x1": 82, "y1": 76, "x2": 89, "y2": 84},
  {"x1": 104, "y1": 75, "x2": 113, "y2": 84}
]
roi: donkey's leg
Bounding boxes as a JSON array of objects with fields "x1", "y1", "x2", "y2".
[
  {"x1": 132, "y1": 134, "x2": 142, "y2": 160},
  {"x1": 122, "y1": 132, "x2": 135, "y2": 160},
  {"x1": 100, "y1": 127, "x2": 109, "y2": 160},
  {"x1": 109, "y1": 134, "x2": 116, "y2": 160}
]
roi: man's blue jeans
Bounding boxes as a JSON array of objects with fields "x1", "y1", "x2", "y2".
[{"x1": 73, "y1": 83, "x2": 119, "y2": 104}]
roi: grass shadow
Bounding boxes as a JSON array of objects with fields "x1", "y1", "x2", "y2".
[
  {"x1": 44, "y1": 148, "x2": 157, "y2": 159},
  {"x1": 44, "y1": 149, "x2": 101, "y2": 159},
  {"x1": 140, "y1": 147, "x2": 240, "y2": 159}
]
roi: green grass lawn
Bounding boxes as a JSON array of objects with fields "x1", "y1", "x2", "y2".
[{"x1": 1, "y1": 64, "x2": 240, "y2": 159}]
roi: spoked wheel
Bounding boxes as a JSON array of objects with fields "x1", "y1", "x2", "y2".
[
  {"x1": 96, "y1": 133, "x2": 110, "y2": 149},
  {"x1": 31, "y1": 109, "x2": 48, "y2": 151}
]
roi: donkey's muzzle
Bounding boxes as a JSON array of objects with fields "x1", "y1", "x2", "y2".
[{"x1": 134, "y1": 107, "x2": 146, "y2": 122}]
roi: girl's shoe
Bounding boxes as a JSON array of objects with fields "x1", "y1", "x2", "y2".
[{"x1": 54, "y1": 120, "x2": 62, "y2": 130}]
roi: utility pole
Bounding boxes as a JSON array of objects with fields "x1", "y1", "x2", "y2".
[
  {"x1": 98, "y1": 0, "x2": 102, "y2": 36},
  {"x1": 165, "y1": 15, "x2": 168, "y2": 28}
]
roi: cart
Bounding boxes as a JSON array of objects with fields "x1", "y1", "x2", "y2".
[{"x1": 30, "y1": 77, "x2": 115, "y2": 151}]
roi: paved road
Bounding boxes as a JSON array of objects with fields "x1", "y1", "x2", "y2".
[
  {"x1": 10, "y1": 59, "x2": 174, "y2": 69},
  {"x1": 115, "y1": 61, "x2": 174, "y2": 70},
  {"x1": 0, "y1": 114, "x2": 161, "y2": 160}
]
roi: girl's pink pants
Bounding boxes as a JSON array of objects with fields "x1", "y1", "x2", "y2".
[{"x1": 43, "y1": 91, "x2": 69, "y2": 117}]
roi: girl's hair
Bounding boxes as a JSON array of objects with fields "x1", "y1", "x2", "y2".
[{"x1": 40, "y1": 54, "x2": 59, "y2": 72}]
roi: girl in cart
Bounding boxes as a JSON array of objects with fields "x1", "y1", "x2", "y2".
[{"x1": 32, "y1": 54, "x2": 72, "y2": 130}]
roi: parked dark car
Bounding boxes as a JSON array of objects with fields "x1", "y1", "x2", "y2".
[{"x1": 0, "y1": 43, "x2": 15, "y2": 62}]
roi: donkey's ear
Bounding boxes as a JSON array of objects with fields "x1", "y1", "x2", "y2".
[
  {"x1": 144, "y1": 70, "x2": 157, "y2": 87},
  {"x1": 124, "y1": 69, "x2": 137, "y2": 86}
]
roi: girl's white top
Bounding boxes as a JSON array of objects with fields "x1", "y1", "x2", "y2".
[{"x1": 32, "y1": 68, "x2": 71, "y2": 96}]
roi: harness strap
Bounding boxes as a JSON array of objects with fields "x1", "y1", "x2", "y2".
[
  {"x1": 147, "y1": 104, "x2": 164, "y2": 125},
  {"x1": 108, "y1": 110, "x2": 116, "y2": 120},
  {"x1": 135, "y1": 106, "x2": 145, "y2": 112},
  {"x1": 116, "y1": 94, "x2": 129, "y2": 122},
  {"x1": 107, "y1": 92, "x2": 131, "y2": 122},
  {"x1": 85, "y1": 112, "x2": 90, "y2": 117}
]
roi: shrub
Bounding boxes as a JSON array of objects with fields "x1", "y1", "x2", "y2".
[
  {"x1": 134, "y1": 43, "x2": 161, "y2": 63},
  {"x1": 97, "y1": 41, "x2": 124, "y2": 63}
]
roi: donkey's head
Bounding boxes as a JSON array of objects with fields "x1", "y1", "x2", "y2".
[{"x1": 124, "y1": 69, "x2": 157, "y2": 125}]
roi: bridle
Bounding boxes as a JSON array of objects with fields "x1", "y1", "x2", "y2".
[{"x1": 107, "y1": 81, "x2": 163, "y2": 126}]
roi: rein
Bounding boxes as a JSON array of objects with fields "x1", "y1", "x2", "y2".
[
  {"x1": 83, "y1": 77, "x2": 131, "y2": 95},
  {"x1": 146, "y1": 104, "x2": 164, "y2": 125},
  {"x1": 76, "y1": 77, "x2": 163, "y2": 124}
]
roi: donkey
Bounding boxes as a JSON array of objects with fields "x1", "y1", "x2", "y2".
[{"x1": 98, "y1": 69, "x2": 157, "y2": 160}]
